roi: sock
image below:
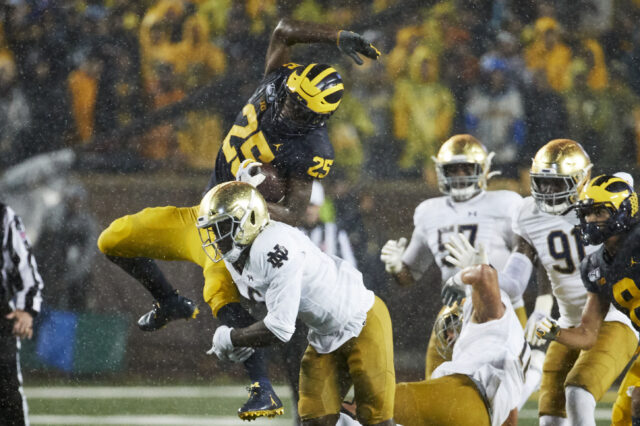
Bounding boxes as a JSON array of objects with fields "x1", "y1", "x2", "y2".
[
  {"x1": 565, "y1": 386, "x2": 596, "y2": 426},
  {"x1": 539, "y1": 415, "x2": 568, "y2": 426},
  {"x1": 519, "y1": 348, "x2": 544, "y2": 409},
  {"x1": 217, "y1": 303, "x2": 270, "y2": 385},
  {"x1": 107, "y1": 256, "x2": 175, "y2": 301}
]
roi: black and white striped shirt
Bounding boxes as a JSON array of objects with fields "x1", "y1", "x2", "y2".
[{"x1": 0, "y1": 203, "x2": 44, "y2": 317}]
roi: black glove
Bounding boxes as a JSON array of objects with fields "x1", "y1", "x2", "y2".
[{"x1": 337, "y1": 30, "x2": 381, "y2": 65}]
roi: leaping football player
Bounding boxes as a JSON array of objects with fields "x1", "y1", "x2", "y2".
[
  {"x1": 452, "y1": 140, "x2": 637, "y2": 425},
  {"x1": 198, "y1": 182, "x2": 395, "y2": 426},
  {"x1": 534, "y1": 174, "x2": 640, "y2": 426},
  {"x1": 97, "y1": 18, "x2": 380, "y2": 420},
  {"x1": 380, "y1": 134, "x2": 525, "y2": 379}
]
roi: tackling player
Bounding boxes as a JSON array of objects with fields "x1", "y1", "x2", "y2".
[
  {"x1": 199, "y1": 182, "x2": 395, "y2": 426},
  {"x1": 535, "y1": 174, "x2": 640, "y2": 426},
  {"x1": 454, "y1": 140, "x2": 637, "y2": 425},
  {"x1": 394, "y1": 246, "x2": 528, "y2": 426},
  {"x1": 97, "y1": 18, "x2": 380, "y2": 420},
  {"x1": 380, "y1": 134, "x2": 524, "y2": 379}
]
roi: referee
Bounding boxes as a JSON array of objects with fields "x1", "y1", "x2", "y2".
[{"x1": 0, "y1": 203, "x2": 44, "y2": 425}]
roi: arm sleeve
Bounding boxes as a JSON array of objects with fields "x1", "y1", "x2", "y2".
[
  {"x1": 497, "y1": 252, "x2": 533, "y2": 300},
  {"x1": 6, "y1": 207, "x2": 44, "y2": 316},
  {"x1": 261, "y1": 242, "x2": 304, "y2": 343},
  {"x1": 402, "y1": 225, "x2": 435, "y2": 281}
]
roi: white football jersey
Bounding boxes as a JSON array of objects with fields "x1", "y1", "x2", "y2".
[
  {"x1": 223, "y1": 221, "x2": 375, "y2": 354},
  {"x1": 513, "y1": 197, "x2": 632, "y2": 329},
  {"x1": 403, "y1": 190, "x2": 523, "y2": 304},
  {"x1": 432, "y1": 291, "x2": 527, "y2": 426}
]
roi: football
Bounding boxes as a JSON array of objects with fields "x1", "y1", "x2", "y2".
[{"x1": 257, "y1": 162, "x2": 286, "y2": 203}]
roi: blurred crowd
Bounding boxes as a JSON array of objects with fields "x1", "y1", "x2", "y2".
[{"x1": 1, "y1": 0, "x2": 640, "y2": 180}]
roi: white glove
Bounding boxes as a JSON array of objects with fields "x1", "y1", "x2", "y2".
[
  {"x1": 380, "y1": 238, "x2": 407, "y2": 274},
  {"x1": 525, "y1": 295, "x2": 554, "y2": 347},
  {"x1": 535, "y1": 316, "x2": 560, "y2": 341},
  {"x1": 206, "y1": 325, "x2": 255, "y2": 363},
  {"x1": 444, "y1": 233, "x2": 488, "y2": 269},
  {"x1": 236, "y1": 159, "x2": 265, "y2": 188},
  {"x1": 441, "y1": 271, "x2": 466, "y2": 306}
]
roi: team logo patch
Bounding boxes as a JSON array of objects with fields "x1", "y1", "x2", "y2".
[
  {"x1": 267, "y1": 244, "x2": 289, "y2": 268},
  {"x1": 588, "y1": 268, "x2": 601, "y2": 282}
]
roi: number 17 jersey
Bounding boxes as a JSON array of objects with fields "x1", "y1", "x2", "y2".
[{"x1": 208, "y1": 64, "x2": 335, "y2": 192}]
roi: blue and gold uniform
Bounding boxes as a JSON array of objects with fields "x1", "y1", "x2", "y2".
[
  {"x1": 98, "y1": 63, "x2": 337, "y2": 317},
  {"x1": 581, "y1": 224, "x2": 640, "y2": 426}
]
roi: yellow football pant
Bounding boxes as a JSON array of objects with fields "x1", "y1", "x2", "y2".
[
  {"x1": 539, "y1": 321, "x2": 637, "y2": 417},
  {"x1": 298, "y1": 296, "x2": 395, "y2": 424},
  {"x1": 612, "y1": 347, "x2": 640, "y2": 426},
  {"x1": 97, "y1": 205, "x2": 239, "y2": 316},
  {"x1": 395, "y1": 374, "x2": 490, "y2": 426}
]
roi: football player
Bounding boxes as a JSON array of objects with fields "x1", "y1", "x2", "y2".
[
  {"x1": 454, "y1": 140, "x2": 637, "y2": 425},
  {"x1": 199, "y1": 182, "x2": 395, "y2": 426},
  {"x1": 97, "y1": 18, "x2": 380, "y2": 420},
  {"x1": 394, "y1": 245, "x2": 528, "y2": 426},
  {"x1": 535, "y1": 174, "x2": 640, "y2": 426},
  {"x1": 380, "y1": 134, "x2": 524, "y2": 379}
]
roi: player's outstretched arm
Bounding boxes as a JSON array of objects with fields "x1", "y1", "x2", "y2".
[
  {"x1": 535, "y1": 291, "x2": 608, "y2": 350},
  {"x1": 264, "y1": 18, "x2": 380, "y2": 76},
  {"x1": 461, "y1": 264, "x2": 505, "y2": 323},
  {"x1": 231, "y1": 320, "x2": 282, "y2": 347}
]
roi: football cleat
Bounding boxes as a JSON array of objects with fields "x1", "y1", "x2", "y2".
[
  {"x1": 137, "y1": 293, "x2": 199, "y2": 332},
  {"x1": 237, "y1": 382, "x2": 284, "y2": 421}
]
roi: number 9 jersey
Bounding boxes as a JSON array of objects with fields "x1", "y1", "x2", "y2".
[{"x1": 207, "y1": 63, "x2": 335, "y2": 192}]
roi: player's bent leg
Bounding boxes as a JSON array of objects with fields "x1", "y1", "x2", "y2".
[
  {"x1": 612, "y1": 353, "x2": 640, "y2": 426},
  {"x1": 565, "y1": 320, "x2": 637, "y2": 423},
  {"x1": 299, "y1": 344, "x2": 341, "y2": 422},
  {"x1": 539, "y1": 340, "x2": 579, "y2": 419},
  {"x1": 425, "y1": 306, "x2": 447, "y2": 380},
  {"x1": 99, "y1": 206, "x2": 205, "y2": 331},
  {"x1": 395, "y1": 375, "x2": 490, "y2": 426},
  {"x1": 345, "y1": 297, "x2": 395, "y2": 425}
]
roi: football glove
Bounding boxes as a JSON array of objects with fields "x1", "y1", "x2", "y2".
[
  {"x1": 444, "y1": 233, "x2": 488, "y2": 269},
  {"x1": 207, "y1": 325, "x2": 255, "y2": 363},
  {"x1": 524, "y1": 295, "x2": 554, "y2": 347},
  {"x1": 441, "y1": 272, "x2": 466, "y2": 306},
  {"x1": 337, "y1": 30, "x2": 381, "y2": 65},
  {"x1": 380, "y1": 238, "x2": 407, "y2": 274},
  {"x1": 535, "y1": 316, "x2": 560, "y2": 341},
  {"x1": 236, "y1": 159, "x2": 266, "y2": 188}
]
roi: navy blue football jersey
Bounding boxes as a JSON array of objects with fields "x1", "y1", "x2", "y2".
[
  {"x1": 581, "y1": 223, "x2": 640, "y2": 331},
  {"x1": 207, "y1": 63, "x2": 334, "y2": 192}
]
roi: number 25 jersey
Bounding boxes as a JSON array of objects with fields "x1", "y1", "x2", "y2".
[{"x1": 208, "y1": 64, "x2": 335, "y2": 192}]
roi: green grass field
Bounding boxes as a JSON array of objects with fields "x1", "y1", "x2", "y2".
[{"x1": 24, "y1": 385, "x2": 617, "y2": 425}]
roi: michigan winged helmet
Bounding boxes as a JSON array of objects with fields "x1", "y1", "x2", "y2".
[
  {"x1": 197, "y1": 182, "x2": 270, "y2": 263},
  {"x1": 530, "y1": 139, "x2": 592, "y2": 214},
  {"x1": 574, "y1": 175, "x2": 640, "y2": 245},
  {"x1": 432, "y1": 134, "x2": 498, "y2": 201}
]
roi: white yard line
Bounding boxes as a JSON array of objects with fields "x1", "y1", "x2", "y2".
[
  {"x1": 30, "y1": 415, "x2": 292, "y2": 425},
  {"x1": 24, "y1": 386, "x2": 292, "y2": 399},
  {"x1": 519, "y1": 409, "x2": 611, "y2": 420}
]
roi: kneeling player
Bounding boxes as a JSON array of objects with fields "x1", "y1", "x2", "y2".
[{"x1": 199, "y1": 182, "x2": 395, "y2": 425}]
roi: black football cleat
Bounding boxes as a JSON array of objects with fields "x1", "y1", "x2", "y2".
[
  {"x1": 237, "y1": 382, "x2": 284, "y2": 421},
  {"x1": 137, "y1": 294, "x2": 199, "y2": 332}
]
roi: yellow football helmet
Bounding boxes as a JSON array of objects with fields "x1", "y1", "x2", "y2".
[
  {"x1": 574, "y1": 175, "x2": 639, "y2": 245},
  {"x1": 530, "y1": 139, "x2": 592, "y2": 214},
  {"x1": 197, "y1": 181, "x2": 270, "y2": 263},
  {"x1": 434, "y1": 301, "x2": 464, "y2": 360},
  {"x1": 286, "y1": 63, "x2": 344, "y2": 114},
  {"x1": 432, "y1": 134, "x2": 496, "y2": 201}
]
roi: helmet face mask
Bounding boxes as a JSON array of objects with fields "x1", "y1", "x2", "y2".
[
  {"x1": 530, "y1": 139, "x2": 592, "y2": 215},
  {"x1": 574, "y1": 175, "x2": 639, "y2": 245},
  {"x1": 274, "y1": 92, "x2": 329, "y2": 134},
  {"x1": 197, "y1": 182, "x2": 270, "y2": 263},
  {"x1": 433, "y1": 134, "x2": 494, "y2": 202},
  {"x1": 434, "y1": 302, "x2": 463, "y2": 360}
]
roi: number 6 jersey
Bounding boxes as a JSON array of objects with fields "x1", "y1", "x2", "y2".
[{"x1": 208, "y1": 64, "x2": 335, "y2": 193}]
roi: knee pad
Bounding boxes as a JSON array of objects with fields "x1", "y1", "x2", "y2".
[
  {"x1": 540, "y1": 415, "x2": 568, "y2": 426},
  {"x1": 565, "y1": 386, "x2": 596, "y2": 426}
]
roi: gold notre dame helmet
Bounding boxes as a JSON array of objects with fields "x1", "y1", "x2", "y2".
[
  {"x1": 196, "y1": 181, "x2": 270, "y2": 263},
  {"x1": 286, "y1": 63, "x2": 344, "y2": 116},
  {"x1": 530, "y1": 139, "x2": 592, "y2": 214},
  {"x1": 434, "y1": 301, "x2": 464, "y2": 360},
  {"x1": 574, "y1": 175, "x2": 639, "y2": 245},
  {"x1": 432, "y1": 134, "x2": 496, "y2": 201}
]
